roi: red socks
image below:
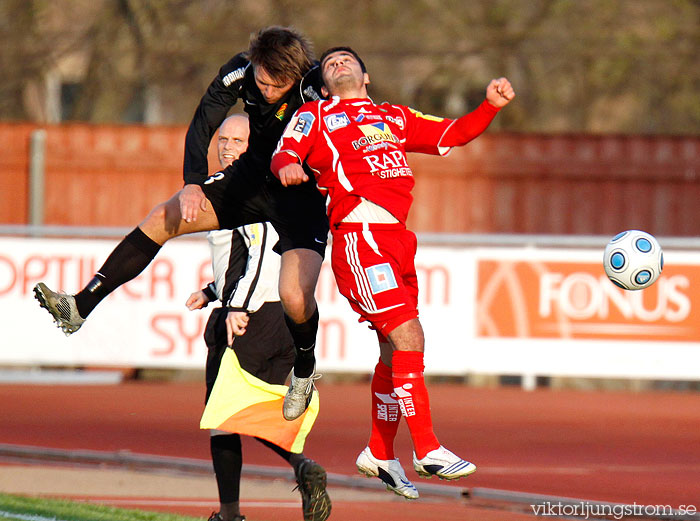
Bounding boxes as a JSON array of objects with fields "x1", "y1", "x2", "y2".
[
  {"x1": 391, "y1": 351, "x2": 440, "y2": 459},
  {"x1": 368, "y1": 359, "x2": 401, "y2": 460},
  {"x1": 367, "y1": 352, "x2": 441, "y2": 460}
]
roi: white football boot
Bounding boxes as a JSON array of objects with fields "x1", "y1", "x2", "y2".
[
  {"x1": 413, "y1": 445, "x2": 477, "y2": 480},
  {"x1": 356, "y1": 447, "x2": 419, "y2": 499}
]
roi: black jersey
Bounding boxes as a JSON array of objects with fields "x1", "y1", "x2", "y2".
[{"x1": 183, "y1": 53, "x2": 323, "y2": 186}]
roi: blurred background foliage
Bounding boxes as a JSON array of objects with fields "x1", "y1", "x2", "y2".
[{"x1": 1, "y1": 0, "x2": 698, "y2": 133}]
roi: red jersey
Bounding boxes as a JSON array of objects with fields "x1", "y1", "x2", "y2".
[{"x1": 271, "y1": 96, "x2": 498, "y2": 226}]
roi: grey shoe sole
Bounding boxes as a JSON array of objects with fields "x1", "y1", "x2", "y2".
[{"x1": 34, "y1": 283, "x2": 84, "y2": 336}]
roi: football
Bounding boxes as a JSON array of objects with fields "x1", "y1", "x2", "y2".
[{"x1": 603, "y1": 230, "x2": 663, "y2": 290}]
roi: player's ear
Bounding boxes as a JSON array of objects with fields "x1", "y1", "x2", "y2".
[
  {"x1": 321, "y1": 86, "x2": 329, "y2": 98},
  {"x1": 363, "y1": 73, "x2": 371, "y2": 86}
]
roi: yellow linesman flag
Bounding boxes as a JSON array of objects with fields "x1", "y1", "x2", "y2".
[{"x1": 200, "y1": 348, "x2": 319, "y2": 453}]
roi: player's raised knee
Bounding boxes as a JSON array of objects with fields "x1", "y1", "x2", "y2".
[
  {"x1": 279, "y1": 287, "x2": 309, "y2": 322},
  {"x1": 139, "y1": 195, "x2": 189, "y2": 240}
]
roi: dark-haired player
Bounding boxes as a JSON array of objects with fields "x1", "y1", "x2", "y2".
[
  {"x1": 271, "y1": 47, "x2": 514, "y2": 498},
  {"x1": 35, "y1": 27, "x2": 329, "y2": 420}
]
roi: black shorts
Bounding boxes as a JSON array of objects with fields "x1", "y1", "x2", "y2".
[
  {"x1": 201, "y1": 160, "x2": 329, "y2": 258},
  {"x1": 204, "y1": 303, "x2": 295, "y2": 403}
]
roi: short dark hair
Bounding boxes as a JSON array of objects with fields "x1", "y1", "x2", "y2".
[
  {"x1": 248, "y1": 26, "x2": 315, "y2": 84},
  {"x1": 320, "y1": 46, "x2": 366, "y2": 73}
]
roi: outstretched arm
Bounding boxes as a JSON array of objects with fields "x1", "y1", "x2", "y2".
[{"x1": 439, "y1": 77, "x2": 515, "y2": 148}]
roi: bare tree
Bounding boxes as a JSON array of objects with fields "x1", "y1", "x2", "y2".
[{"x1": 1, "y1": 0, "x2": 697, "y2": 134}]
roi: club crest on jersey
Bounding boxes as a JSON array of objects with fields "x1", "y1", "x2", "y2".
[
  {"x1": 275, "y1": 103, "x2": 288, "y2": 121},
  {"x1": 323, "y1": 112, "x2": 350, "y2": 132},
  {"x1": 366, "y1": 263, "x2": 398, "y2": 294},
  {"x1": 352, "y1": 122, "x2": 399, "y2": 150}
]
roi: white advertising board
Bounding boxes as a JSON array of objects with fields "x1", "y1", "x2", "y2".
[{"x1": 1, "y1": 236, "x2": 699, "y2": 380}]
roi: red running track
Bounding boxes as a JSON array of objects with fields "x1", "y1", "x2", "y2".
[{"x1": 0, "y1": 381, "x2": 698, "y2": 517}]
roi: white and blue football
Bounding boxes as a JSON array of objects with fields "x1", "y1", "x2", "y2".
[{"x1": 603, "y1": 230, "x2": 663, "y2": 290}]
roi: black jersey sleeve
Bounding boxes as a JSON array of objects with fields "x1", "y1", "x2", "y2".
[{"x1": 183, "y1": 53, "x2": 250, "y2": 185}]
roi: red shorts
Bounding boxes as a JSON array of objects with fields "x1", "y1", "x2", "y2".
[{"x1": 331, "y1": 223, "x2": 419, "y2": 339}]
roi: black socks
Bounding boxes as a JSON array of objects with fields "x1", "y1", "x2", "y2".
[
  {"x1": 254, "y1": 437, "x2": 305, "y2": 470},
  {"x1": 74, "y1": 227, "x2": 161, "y2": 318},
  {"x1": 285, "y1": 307, "x2": 319, "y2": 378},
  {"x1": 211, "y1": 434, "x2": 243, "y2": 504}
]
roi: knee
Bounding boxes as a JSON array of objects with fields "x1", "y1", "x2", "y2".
[
  {"x1": 141, "y1": 198, "x2": 182, "y2": 240},
  {"x1": 394, "y1": 342, "x2": 424, "y2": 353},
  {"x1": 279, "y1": 288, "x2": 305, "y2": 320},
  {"x1": 387, "y1": 318, "x2": 425, "y2": 352},
  {"x1": 142, "y1": 201, "x2": 168, "y2": 228},
  {"x1": 279, "y1": 285, "x2": 314, "y2": 322}
]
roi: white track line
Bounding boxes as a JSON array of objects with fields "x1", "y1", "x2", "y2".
[
  {"x1": 79, "y1": 498, "x2": 301, "y2": 508},
  {"x1": 0, "y1": 511, "x2": 67, "y2": 521}
]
